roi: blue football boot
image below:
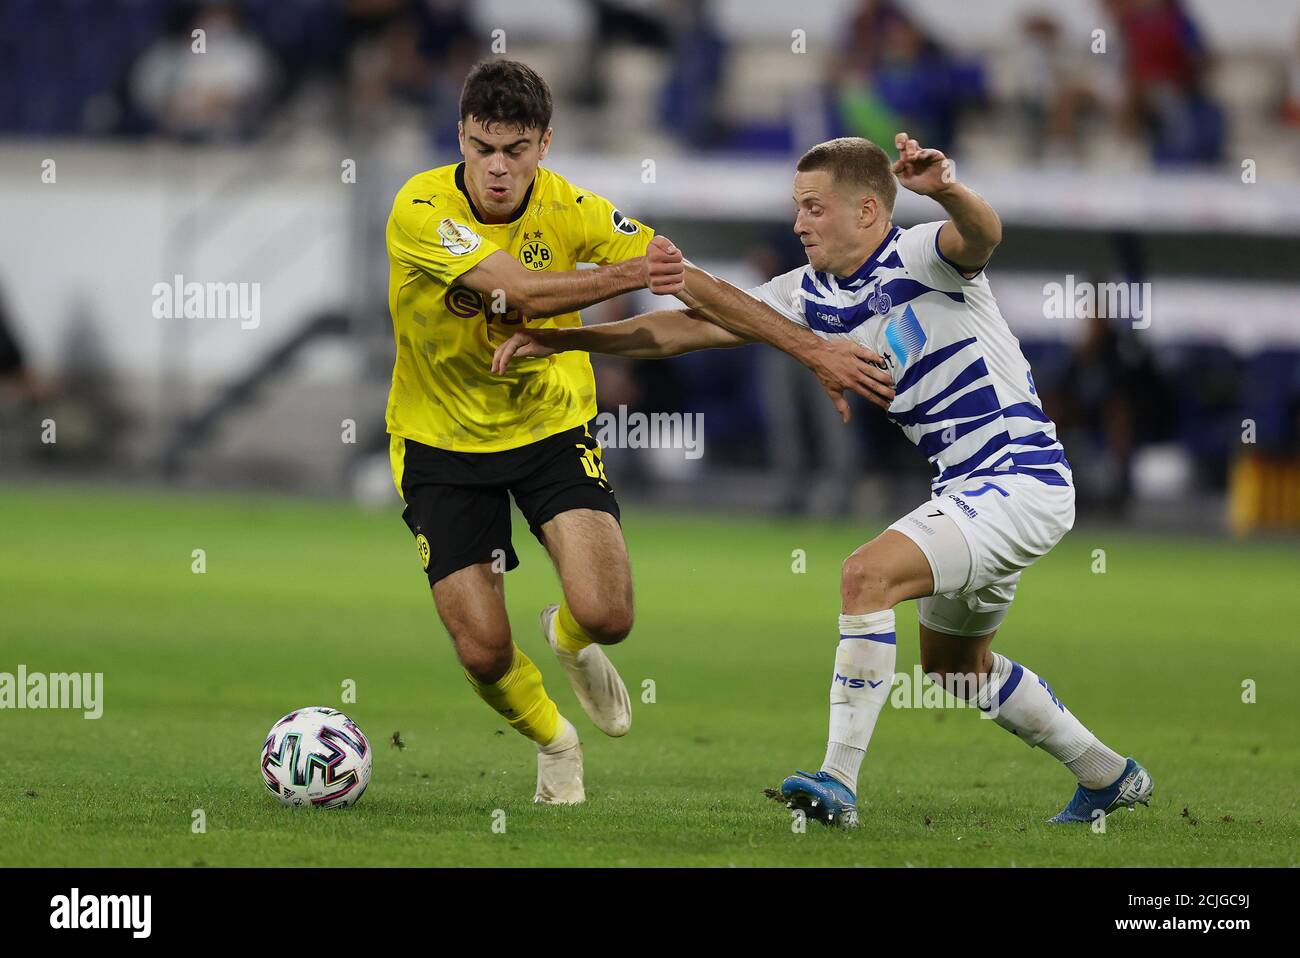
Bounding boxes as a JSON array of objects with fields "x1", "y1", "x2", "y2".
[
  {"x1": 778, "y1": 770, "x2": 859, "y2": 827},
  {"x1": 1048, "y1": 758, "x2": 1153, "y2": 824}
]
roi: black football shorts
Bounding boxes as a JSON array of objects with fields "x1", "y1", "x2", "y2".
[{"x1": 393, "y1": 421, "x2": 620, "y2": 586}]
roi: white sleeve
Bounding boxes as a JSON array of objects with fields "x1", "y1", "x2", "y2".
[
  {"x1": 895, "y1": 220, "x2": 985, "y2": 291},
  {"x1": 745, "y1": 266, "x2": 809, "y2": 328}
]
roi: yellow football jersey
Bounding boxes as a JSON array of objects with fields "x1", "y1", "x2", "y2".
[{"x1": 385, "y1": 162, "x2": 653, "y2": 453}]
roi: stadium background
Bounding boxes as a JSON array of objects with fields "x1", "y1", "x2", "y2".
[{"x1": 0, "y1": 0, "x2": 1297, "y2": 867}]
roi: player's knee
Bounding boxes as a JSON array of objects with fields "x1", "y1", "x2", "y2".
[
  {"x1": 840, "y1": 550, "x2": 895, "y2": 611},
  {"x1": 570, "y1": 599, "x2": 634, "y2": 645},
  {"x1": 589, "y1": 607, "x2": 635, "y2": 645}
]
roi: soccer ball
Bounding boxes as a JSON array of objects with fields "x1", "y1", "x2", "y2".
[{"x1": 260, "y1": 707, "x2": 371, "y2": 808}]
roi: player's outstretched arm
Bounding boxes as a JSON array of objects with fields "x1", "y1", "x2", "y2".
[
  {"x1": 892, "y1": 131, "x2": 1002, "y2": 274},
  {"x1": 490, "y1": 308, "x2": 748, "y2": 374},
  {"x1": 459, "y1": 236, "x2": 685, "y2": 318},
  {"x1": 676, "y1": 261, "x2": 895, "y2": 418}
]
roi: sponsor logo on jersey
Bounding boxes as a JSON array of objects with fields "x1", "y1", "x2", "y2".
[
  {"x1": 440, "y1": 285, "x2": 523, "y2": 326},
  {"x1": 816, "y1": 311, "x2": 844, "y2": 329},
  {"x1": 611, "y1": 209, "x2": 639, "y2": 235},
  {"x1": 437, "y1": 218, "x2": 481, "y2": 256},
  {"x1": 945, "y1": 494, "x2": 978, "y2": 519},
  {"x1": 444, "y1": 285, "x2": 481, "y2": 318},
  {"x1": 884, "y1": 304, "x2": 928, "y2": 366},
  {"x1": 905, "y1": 515, "x2": 936, "y2": 536}
]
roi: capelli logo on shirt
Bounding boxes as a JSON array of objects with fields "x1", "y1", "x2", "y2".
[{"x1": 945, "y1": 494, "x2": 978, "y2": 519}]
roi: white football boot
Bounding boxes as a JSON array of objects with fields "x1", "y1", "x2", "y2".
[
  {"x1": 540, "y1": 604, "x2": 632, "y2": 737},
  {"x1": 534, "y1": 717, "x2": 585, "y2": 805}
]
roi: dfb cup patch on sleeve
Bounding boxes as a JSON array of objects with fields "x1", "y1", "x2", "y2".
[{"x1": 437, "y1": 218, "x2": 482, "y2": 255}]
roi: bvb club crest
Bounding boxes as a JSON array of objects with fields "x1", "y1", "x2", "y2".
[{"x1": 520, "y1": 240, "x2": 552, "y2": 271}]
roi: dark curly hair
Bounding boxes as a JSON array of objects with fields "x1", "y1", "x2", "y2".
[{"x1": 459, "y1": 59, "x2": 553, "y2": 136}]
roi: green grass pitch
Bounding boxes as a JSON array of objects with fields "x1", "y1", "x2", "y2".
[{"x1": 0, "y1": 483, "x2": 1296, "y2": 867}]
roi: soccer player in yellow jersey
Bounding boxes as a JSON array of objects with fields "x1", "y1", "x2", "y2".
[
  {"x1": 387, "y1": 60, "x2": 883, "y2": 805},
  {"x1": 385, "y1": 60, "x2": 687, "y2": 804}
]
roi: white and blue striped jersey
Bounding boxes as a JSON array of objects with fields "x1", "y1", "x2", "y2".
[{"x1": 749, "y1": 221, "x2": 1070, "y2": 496}]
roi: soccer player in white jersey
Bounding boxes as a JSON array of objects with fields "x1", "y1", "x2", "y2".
[{"x1": 492, "y1": 133, "x2": 1154, "y2": 826}]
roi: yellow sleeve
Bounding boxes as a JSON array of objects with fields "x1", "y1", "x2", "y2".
[
  {"x1": 388, "y1": 200, "x2": 499, "y2": 285},
  {"x1": 574, "y1": 189, "x2": 654, "y2": 266}
]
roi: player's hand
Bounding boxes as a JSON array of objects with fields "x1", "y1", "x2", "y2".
[
  {"x1": 491, "y1": 330, "x2": 555, "y2": 374},
  {"x1": 807, "y1": 339, "x2": 895, "y2": 421},
  {"x1": 892, "y1": 132, "x2": 953, "y2": 197},
  {"x1": 645, "y1": 235, "x2": 686, "y2": 296}
]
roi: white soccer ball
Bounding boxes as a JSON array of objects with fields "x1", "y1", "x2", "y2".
[{"x1": 260, "y1": 707, "x2": 372, "y2": 808}]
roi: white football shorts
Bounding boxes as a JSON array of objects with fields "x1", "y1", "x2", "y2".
[{"x1": 889, "y1": 474, "x2": 1076, "y2": 636}]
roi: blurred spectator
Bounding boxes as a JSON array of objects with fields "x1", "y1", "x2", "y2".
[
  {"x1": 1107, "y1": 0, "x2": 1224, "y2": 165},
  {"x1": 749, "y1": 238, "x2": 864, "y2": 516},
  {"x1": 344, "y1": 0, "x2": 479, "y2": 143},
  {"x1": 1281, "y1": 22, "x2": 1300, "y2": 128},
  {"x1": 574, "y1": 0, "x2": 671, "y2": 108},
  {"x1": 1048, "y1": 293, "x2": 1175, "y2": 514},
  {"x1": 0, "y1": 287, "x2": 51, "y2": 404},
  {"x1": 1012, "y1": 12, "x2": 1104, "y2": 162},
  {"x1": 0, "y1": 0, "x2": 1287, "y2": 177},
  {"x1": 415, "y1": 0, "x2": 481, "y2": 147},
  {"x1": 659, "y1": 0, "x2": 728, "y2": 149},
  {"x1": 128, "y1": 2, "x2": 277, "y2": 141},
  {"x1": 831, "y1": 0, "x2": 983, "y2": 152}
]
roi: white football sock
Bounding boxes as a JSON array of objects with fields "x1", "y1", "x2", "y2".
[
  {"x1": 975, "y1": 653, "x2": 1127, "y2": 789},
  {"x1": 539, "y1": 716, "x2": 579, "y2": 754},
  {"x1": 820, "y1": 611, "x2": 896, "y2": 791}
]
